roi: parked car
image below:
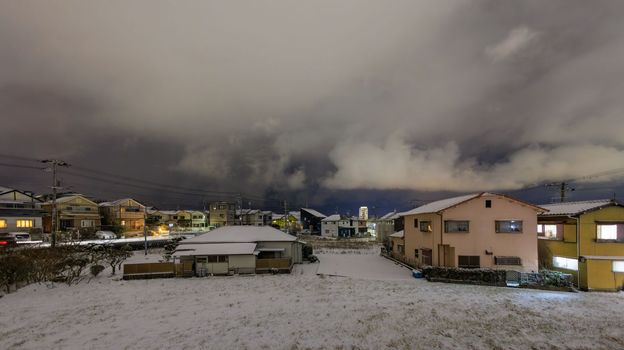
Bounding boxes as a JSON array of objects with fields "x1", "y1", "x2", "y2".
[
  {"x1": 0, "y1": 234, "x2": 18, "y2": 252},
  {"x1": 7, "y1": 232, "x2": 30, "y2": 241},
  {"x1": 95, "y1": 231, "x2": 116, "y2": 240}
]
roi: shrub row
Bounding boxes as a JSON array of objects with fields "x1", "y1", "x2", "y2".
[{"x1": 421, "y1": 266, "x2": 507, "y2": 286}]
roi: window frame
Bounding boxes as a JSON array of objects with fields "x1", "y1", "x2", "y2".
[
  {"x1": 495, "y1": 220, "x2": 523, "y2": 233},
  {"x1": 419, "y1": 221, "x2": 432, "y2": 232},
  {"x1": 0, "y1": 219, "x2": 7, "y2": 228},
  {"x1": 537, "y1": 224, "x2": 560, "y2": 240},
  {"x1": 444, "y1": 220, "x2": 470, "y2": 233},
  {"x1": 613, "y1": 261, "x2": 624, "y2": 273},
  {"x1": 552, "y1": 256, "x2": 578, "y2": 271},
  {"x1": 457, "y1": 255, "x2": 480, "y2": 268},
  {"x1": 16, "y1": 219, "x2": 34, "y2": 228},
  {"x1": 596, "y1": 224, "x2": 618, "y2": 241}
]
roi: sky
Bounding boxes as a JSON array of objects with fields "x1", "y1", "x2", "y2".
[{"x1": 1, "y1": 1, "x2": 624, "y2": 215}]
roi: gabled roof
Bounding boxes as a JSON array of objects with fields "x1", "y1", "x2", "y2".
[
  {"x1": 389, "y1": 230, "x2": 404, "y2": 238},
  {"x1": 379, "y1": 211, "x2": 397, "y2": 220},
  {"x1": 399, "y1": 192, "x2": 545, "y2": 216},
  {"x1": 322, "y1": 214, "x2": 342, "y2": 222},
  {"x1": 98, "y1": 198, "x2": 145, "y2": 207},
  {"x1": 180, "y1": 226, "x2": 298, "y2": 244},
  {"x1": 301, "y1": 208, "x2": 326, "y2": 218},
  {"x1": 173, "y1": 243, "x2": 257, "y2": 256},
  {"x1": 45, "y1": 195, "x2": 98, "y2": 206},
  {"x1": 538, "y1": 199, "x2": 621, "y2": 217}
]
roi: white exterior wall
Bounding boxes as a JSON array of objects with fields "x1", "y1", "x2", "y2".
[
  {"x1": 321, "y1": 221, "x2": 338, "y2": 236},
  {"x1": 256, "y1": 241, "x2": 303, "y2": 263},
  {"x1": 0, "y1": 216, "x2": 43, "y2": 233},
  {"x1": 228, "y1": 255, "x2": 256, "y2": 273}
]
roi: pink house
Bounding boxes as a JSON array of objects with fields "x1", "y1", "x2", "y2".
[{"x1": 399, "y1": 193, "x2": 546, "y2": 272}]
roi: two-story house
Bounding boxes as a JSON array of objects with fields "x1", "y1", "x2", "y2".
[
  {"x1": 41, "y1": 194, "x2": 101, "y2": 233},
  {"x1": 0, "y1": 187, "x2": 45, "y2": 237},
  {"x1": 99, "y1": 198, "x2": 145, "y2": 234},
  {"x1": 300, "y1": 208, "x2": 326, "y2": 234},
  {"x1": 399, "y1": 192, "x2": 545, "y2": 271},
  {"x1": 321, "y1": 214, "x2": 352, "y2": 237},
  {"x1": 538, "y1": 199, "x2": 624, "y2": 291},
  {"x1": 209, "y1": 202, "x2": 236, "y2": 227}
]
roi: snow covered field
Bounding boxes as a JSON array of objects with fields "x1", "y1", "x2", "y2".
[{"x1": 1, "y1": 251, "x2": 624, "y2": 349}]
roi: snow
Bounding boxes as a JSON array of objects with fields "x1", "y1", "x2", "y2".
[
  {"x1": 398, "y1": 193, "x2": 481, "y2": 216},
  {"x1": 174, "y1": 243, "x2": 257, "y2": 256},
  {"x1": 317, "y1": 250, "x2": 413, "y2": 281},
  {"x1": 1, "y1": 252, "x2": 624, "y2": 349},
  {"x1": 539, "y1": 199, "x2": 616, "y2": 216},
  {"x1": 182, "y1": 226, "x2": 297, "y2": 244},
  {"x1": 389, "y1": 230, "x2": 404, "y2": 238},
  {"x1": 300, "y1": 208, "x2": 326, "y2": 218}
]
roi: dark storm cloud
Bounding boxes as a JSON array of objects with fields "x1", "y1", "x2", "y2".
[{"x1": 1, "y1": 0, "x2": 624, "y2": 208}]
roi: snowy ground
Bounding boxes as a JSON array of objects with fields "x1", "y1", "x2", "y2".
[
  {"x1": 1, "y1": 251, "x2": 624, "y2": 349},
  {"x1": 316, "y1": 249, "x2": 414, "y2": 281}
]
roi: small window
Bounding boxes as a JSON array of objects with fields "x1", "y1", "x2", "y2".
[
  {"x1": 414, "y1": 249, "x2": 419, "y2": 259},
  {"x1": 397, "y1": 245, "x2": 404, "y2": 254},
  {"x1": 485, "y1": 200, "x2": 492, "y2": 208},
  {"x1": 495, "y1": 256, "x2": 522, "y2": 265},
  {"x1": 218, "y1": 255, "x2": 228, "y2": 263},
  {"x1": 413, "y1": 218, "x2": 419, "y2": 228},
  {"x1": 553, "y1": 256, "x2": 578, "y2": 271},
  {"x1": 613, "y1": 261, "x2": 624, "y2": 272},
  {"x1": 444, "y1": 220, "x2": 469, "y2": 233},
  {"x1": 537, "y1": 224, "x2": 559, "y2": 239},
  {"x1": 495, "y1": 220, "x2": 523, "y2": 233},
  {"x1": 597, "y1": 225, "x2": 617, "y2": 240},
  {"x1": 419, "y1": 221, "x2": 432, "y2": 232},
  {"x1": 0, "y1": 219, "x2": 7, "y2": 228},
  {"x1": 207, "y1": 256, "x2": 218, "y2": 263},
  {"x1": 458, "y1": 255, "x2": 480, "y2": 268}
]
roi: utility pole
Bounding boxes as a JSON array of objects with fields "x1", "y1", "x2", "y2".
[
  {"x1": 41, "y1": 159, "x2": 70, "y2": 248},
  {"x1": 546, "y1": 182, "x2": 575, "y2": 203},
  {"x1": 283, "y1": 200, "x2": 288, "y2": 235},
  {"x1": 143, "y1": 205, "x2": 148, "y2": 256}
]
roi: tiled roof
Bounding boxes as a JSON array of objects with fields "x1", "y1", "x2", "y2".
[{"x1": 538, "y1": 199, "x2": 619, "y2": 216}]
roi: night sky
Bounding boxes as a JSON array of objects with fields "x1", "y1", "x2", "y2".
[{"x1": 1, "y1": 1, "x2": 624, "y2": 215}]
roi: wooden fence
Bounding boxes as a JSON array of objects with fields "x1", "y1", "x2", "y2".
[
  {"x1": 123, "y1": 262, "x2": 192, "y2": 279},
  {"x1": 256, "y1": 258, "x2": 292, "y2": 271}
]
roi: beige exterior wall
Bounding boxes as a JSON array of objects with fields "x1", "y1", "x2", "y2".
[
  {"x1": 404, "y1": 194, "x2": 540, "y2": 272},
  {"x1": 256, "y1": 241, "x2": 303, "y2": 263}
]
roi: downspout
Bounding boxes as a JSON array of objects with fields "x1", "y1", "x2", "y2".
[
  {"x1": 436, "y1": 212, "x2": 443, "y2": 266},
  {"x1": 567, "y1": 215, "x2": 580, "y2": 287}
]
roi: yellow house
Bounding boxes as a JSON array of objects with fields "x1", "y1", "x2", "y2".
[
  {"x1": 399, "y1": 193, "x2": 545, "y2": 272},
  {"x1": 388, "y1": 230, "x2": 405, "y2": 261},
  {"x1": 538, "y1": 199, "x2": 624, "y2": 291},
  {"x1": 41, "y1": 195, "x2": 101, "y2": 233},
  {"x1": 99, "y1": 198, "x2": 145, "y2": 233}
]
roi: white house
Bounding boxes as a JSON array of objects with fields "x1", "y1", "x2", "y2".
[{"x1": 0, "y1": 187, "x2": 44, "y2": 236}]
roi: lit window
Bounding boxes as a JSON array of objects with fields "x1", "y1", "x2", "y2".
[
  {"x1": 553, "y1": 256, "x2": 578, "y2": 271},
  {"x1": 81, "y1": 220, "x2": 93, "y2": 228},
  {"x1": 16, "y1": 220, "x2": 33, "y2": 228},
  {"x1": 613, "y1": 261, "x2": 624, "y2": 272},
  {"x1": 121, "y1": 220, "x2": 126, "y2": 226},
  {"x1": 538, "y1": 224, "x2": 558, "y2": 239},
  {"x1": 495, "y1": 220, "x2": 523, "y2": 233},
  {"x1": 0, "y1": 219, "x2": 6, "y2": 228},
  {"x1": 597, "y1": 225, "x2": 617, "y2": 240},
  {"x1": 419, "y1": 221, "x2": 432, "y2": 232}
]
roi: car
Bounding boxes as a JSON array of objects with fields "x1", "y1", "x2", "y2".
[
  {"x1": 0, "y1": 235, "x2": 18, "y2": 252},
  {"x1": 95, "y1": 231, "x2": 116, "y2": 240},
  {"x1": 7, "y1": 232, "x2": 31, "y2": 241}
]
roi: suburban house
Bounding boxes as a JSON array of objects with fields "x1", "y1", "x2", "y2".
[
  {"x1": 41, "y1": 195, "x2": 101, "y2": 233},
  {"x1": 236, "y1": 209, "x2": 268, "y2": 226},
  {"x1": 538, "y1": 199, "x2": 624, "y2": 291},
  {"x1": 209, "y1": 201, "x2": 236, "y2": 227},
  {"x1": 300, "y1": 208, "x2": 326, "y2": 234},
  {"x1": 375, "y1": 211, "x2": 399, "y2": 244},
  {"x1": 321, "y1": 214, "x2": 351, "y2": 237},
  {"x1": 173, "y1": 226, "x2": 305, "y2": 275},
  {"x1": 99, "y1": 198, "x2": 146, "y2": 234},
  {"x1": 399, "y1": 192, "x2": 545, "y2": 271},
  {"x1": 389, "y1": 230, "x2": 405, "y2": 260},
  {"x1": 0, "y1": 187, "x2": 45, "y2": 237}
]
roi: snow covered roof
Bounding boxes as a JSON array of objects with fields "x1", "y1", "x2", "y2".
[
  {"x1": 538, "y1": 199, "x2": 620, "y2": 216},
  {"x1": 45, "y1": 195, "x2": 98, "y2": 206},
  {"x1": 399, "y1": 192, "x2": 544, "y2": 216},
  {"x1": 98, "y1": 198, "x2": 145, "y2": 207},
  {"x1": 389, "y1": 230, "x2": 404, "y2": 238},
  {"x1": 180, "y1": 226, "x2": 298, "y2": 244},
  {"x1": 322, "y1": 214, "x2": 341, "y2": 222},
  {"x1": 301, "y1": 208, "x2": 326, "y2": 218},
  {"x1": 0, "y1": 186, "x2": 14, "y2": 194},
  {"x1": 379, "y1": 211, "x2": 397, "y2": 220},
  {"x1": 173, "y1": 243, "x2": 257, "y2": 256}
]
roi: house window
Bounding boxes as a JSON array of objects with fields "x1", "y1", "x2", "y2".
[
  {"x1": 413, "y1": 218, "x2": 418, "y2": 228},
  {"x1": 485, "y1": 200, "x2": 492, "y2": 208},
  {"x1": 494, "y1": 256, "x2": 522, "y2": 266},
  {"x1": 397, "y1": 245, "x2": 404, "y2": 254},
  {"x1": 419, "y1": 221, "x2": 432, "y2": 232},
  {"x1": 16, "y1": 220, "x2": 34, "y2": 228},
  {"x1": 597, "y1": 224, "x2": 617, "y2": 240},
  {"x1": 207, "y1": 256, "x2": 218, "y2": 263},
  {"x1": 0, "y1": 219, "x2": 6, "y2": 228},
  {"x1": 537, "y1": 224, "x2": 559, "y2": 239},
  {"x1": 81, "y1": 220, "x2": 93, "y2": 228},
  {"x1": 553, "y1": 256, "x2": 578, "y2": 271},
  {"x1": 120, "y1": 220, "x2": 126, "y2": 226},
  {"x1": 458, "y1": 255, "x2": 480, "y2": 268},
  {"x1": 218, "y1": 255, "x2": 228, "y2": 263},
  {"x1": 613, "y1": 261, "x2": 624, "y2": 272},
  {"x1": 414, "y1": 249, "x2": 419, "y2": 259},
  {"x1": 495, "y1": 220, "x2": 523, "y2": 233},
  {"x1": 444, "y1": 220, "x2": 469, "y2": 233}
]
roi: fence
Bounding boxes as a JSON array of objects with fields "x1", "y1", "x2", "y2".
[
  {"x1": 256, "y1": 258, "x2": 292, "y2": 272},
  {"x1": 123, "y1": 262, "x2": 177, "y2": 280}
]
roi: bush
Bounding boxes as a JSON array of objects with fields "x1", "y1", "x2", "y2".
[
  {"x1": 163, "y1": 237, "x2": 183, "y2": 262},
  {"x1": 539, "y1": 270, "x2": 573, "y2": 287},
  {"x1": 421, "y1": 266, "x2": 507, "y2": 286},
  {"x1": 302, "y1": 244, "x2": 313, "y2": 259},
  {"x1": 90, "y1": 264, "x2": 105, "y2": 277}
]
